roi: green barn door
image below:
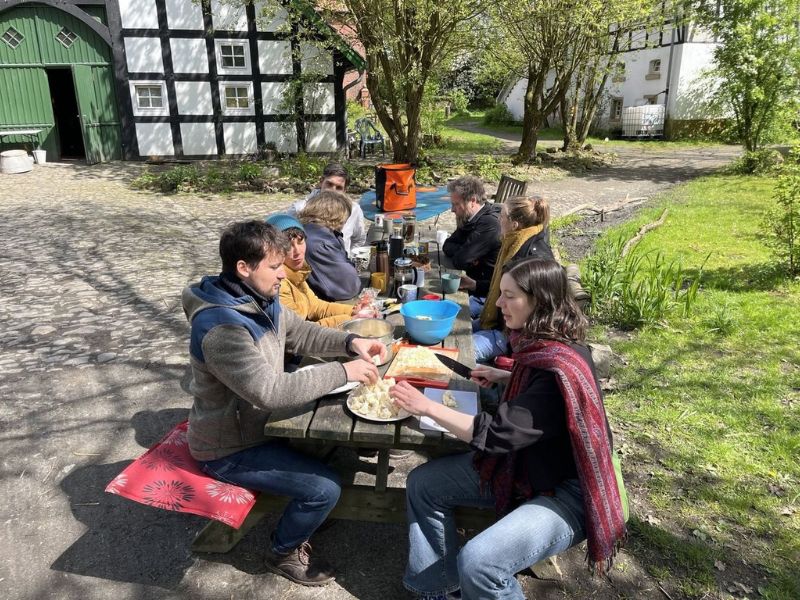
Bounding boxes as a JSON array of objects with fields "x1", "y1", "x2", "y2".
[{"x1": 72, "y1": 64, "x2": 101, "y2": 164}]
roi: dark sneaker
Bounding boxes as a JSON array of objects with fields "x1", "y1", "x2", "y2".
[{"x1": 265, "y1": 541, "x2": 335, "y2": 586}]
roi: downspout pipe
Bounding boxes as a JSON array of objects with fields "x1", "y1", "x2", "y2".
[{"x1": 663, "y1": 17, "x2": 677, "y2": 137}]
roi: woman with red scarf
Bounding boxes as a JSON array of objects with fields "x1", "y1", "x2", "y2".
[{"x1": 390, "y1": 258, "x2": 626, "y2": 600}]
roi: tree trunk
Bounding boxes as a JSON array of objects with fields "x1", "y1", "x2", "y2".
[{"x1": 518, "y1": 75, "x2": 541, "y2": 161}]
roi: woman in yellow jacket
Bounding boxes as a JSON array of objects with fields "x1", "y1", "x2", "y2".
[{"x1": 265, "y1": 214, "x2": 355, "y2": 327}]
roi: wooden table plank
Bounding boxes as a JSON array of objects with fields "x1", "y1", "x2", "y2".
[
  {"x1": 351, "y1": 418, "x2": 398, "y2": 444},
  {"x1": 308, "y1": 396, "x2": 353, "y2": 441},
  {"x1": 264, "y1": 400, "x2": 317, "y2": 438}
]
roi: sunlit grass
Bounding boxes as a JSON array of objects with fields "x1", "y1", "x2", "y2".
[{"x1": 586, "y1": 175, "x2": 800, "y2": 599}]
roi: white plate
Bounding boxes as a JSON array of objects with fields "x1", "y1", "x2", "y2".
[
  {"x1": 419, "y1": 388, "x2": 479, "y2": 433},
  {"x1": 346, "y1": 392, "x2": 411, "y2": 423},
  {"x1": 297, "y1": 365, "x2": 359, "y2": 396}
]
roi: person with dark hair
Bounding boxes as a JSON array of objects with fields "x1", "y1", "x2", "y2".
[
  {"x1": 287, "y1": 162, "x2": 367, "y2": 256},
  {"x1": 265, "y1": 213, "x2": 355, "y2": 327},
  {"x1": 441, "y1": 176, "x2": 502, "y2": 288},
  {"x1": 390, "y1": 258, "x2": 626, "y2": 600},
  {"x1": 299, "y1": 191, "x2": 362, "y2": 302},
  {"x1": 182, "y1": 219, "x2": 385, "y2": 586},
  {"x1": 460, "y1": 195, "x2": 555, "y2": 362}
]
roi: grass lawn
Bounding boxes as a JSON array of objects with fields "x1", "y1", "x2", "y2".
[
  {"x1": 449, "y1": 113, "x2": 725, "y2": 151},
  {"x1": 585, "y1": 175, "x2": 800, "y2": 598}
]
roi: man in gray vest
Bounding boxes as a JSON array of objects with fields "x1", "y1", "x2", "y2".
[{"x1": 182, "y1": 220, "x2": 384, "y2": 585}]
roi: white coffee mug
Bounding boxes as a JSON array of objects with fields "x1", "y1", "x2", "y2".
[
  {"x1": 398, "y1": 284, "x2": 418, "y2": 303},
  {"x1": 375, "y1": 214, "x2": 385, "y2": 228},
  {"x1": 435, "y1": 230, "x2": 448, "y2": 246}
]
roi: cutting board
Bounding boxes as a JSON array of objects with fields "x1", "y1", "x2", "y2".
[{"x1": 383, "y1": 343, "x2": 459, "y2": 388}]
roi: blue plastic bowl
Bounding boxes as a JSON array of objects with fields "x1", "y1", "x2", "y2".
[{"x1": 400, "y1": 300, "x2": 460, "y2": 345}]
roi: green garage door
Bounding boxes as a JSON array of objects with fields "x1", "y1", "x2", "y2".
[{"x1": 0, "y1": 5, "x2": 121, "y2": 163}]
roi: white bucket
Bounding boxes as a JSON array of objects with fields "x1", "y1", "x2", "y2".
[{"x1": 32, "y1": 149, "x2": 46, "y2": 164}]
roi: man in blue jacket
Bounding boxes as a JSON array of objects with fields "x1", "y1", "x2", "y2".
[{"x1": 182, "y1": 220, "x2": 384, "y2": 586}]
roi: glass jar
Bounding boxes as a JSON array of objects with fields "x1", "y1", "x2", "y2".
[{"x1": 402, "y1": 215, "x2": 416, "y2": 243}]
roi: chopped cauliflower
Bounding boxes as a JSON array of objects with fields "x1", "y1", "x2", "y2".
[
  {"x1": 349, "y1": 378, "x2": 400, "y2": 419},
  {"x1": 442, "y1": 390, "x2": 458, "y2": 408}
]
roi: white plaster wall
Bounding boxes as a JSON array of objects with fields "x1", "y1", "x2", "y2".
[
  {"x1": 264, "y1": 122, "x2": 297, "y2": 153},
  {"x1": 261, "y1": 82, "x2": 291, "y2": 114},
  {"x1": 257, "y1": 40, "x2": 293, "y2": 75},
  {"x1": 304, "y1": 83, "x2": 335, "y2": 114},
  {"x1": 672, "y1": 43, "x2": 721, "y2": 119},
  {"x1": 300, "y1": 43, "x2": 334, "y2": 76},
  {"x1": 170, "y1": 38, "x2": 209, "y2": 74},
  {"x1": 223, "y1": 122, "x2": 258, "y2": 154},
  {"x1": 181, "y1": 122, "x2": 217, "y2": 155},
  {"x1": 165, "y1": 0, "x2": 204, "y2": 30},
  {"x1": 136, "y1": 122, "x2": 174, "y2": 156},
  {"x1": 175, "y1": 81, "x2": 214, "y2": 115},
  {"x1": 305, "y1": 121, "x2": 337, "y2": 153},
  {"x1": 211, "y1": 0, "x2": 248, "y2": 31},
  {"x1": 124, "y1": 38, "x2": 163, "y2": 73},
  {"x1": 118, "y1": 0, "x2": 158, "y2": 29},
  {"x1": 253, "y1": 1, "x2": 288, "y2": 32},
  {"x1": 611, "y1": 46, "x2": 672, "y2": 107},
  {"x1": 502, "y1": 78, "x2": 527, "y2": 122}
]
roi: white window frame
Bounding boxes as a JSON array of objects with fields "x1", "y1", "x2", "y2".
[
  {"x1": 129, "y1": 80, "x2": 169, "y2": 116},
  {"x1": 649, "y1": 59, "x2": 661, "y2": 74},
  {"x1": 643, "y1": 95, "x2": 659, "y2": 105},
  {"x1": 215, "y1": 40, "x2": 250, "y2": 75},
  {"x1": 220, "y1": 82, "x2": 254, "y2": 115},
  {"x1": 2, "y1": 26, "x2": 24, "y2": 49}
]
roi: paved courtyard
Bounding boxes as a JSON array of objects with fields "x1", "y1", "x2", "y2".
[{"x1": 0, "y1": 146, "x2": 738, "y2": 600}]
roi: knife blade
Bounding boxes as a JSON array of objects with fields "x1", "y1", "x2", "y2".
[{"x1": 434, "y1": 353, "x2": 473, "y2": 380}]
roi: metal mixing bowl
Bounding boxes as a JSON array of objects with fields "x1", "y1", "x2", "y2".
[{"x1": 339, "y1": 318, "x2": 395, "y2": 365}]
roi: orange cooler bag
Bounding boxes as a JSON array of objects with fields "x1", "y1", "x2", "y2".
[{"x1": 375, "y1": 163, "x2": 416, "y2": 211}]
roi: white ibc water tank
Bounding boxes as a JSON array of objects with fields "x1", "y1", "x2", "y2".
[{"x1": 621, "y1": 104, "x2": 665, "y2": 138}]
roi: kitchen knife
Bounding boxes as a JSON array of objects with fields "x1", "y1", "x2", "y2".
[{"x1": 434, "y1": 353, "x2": 473, "y2": 380}]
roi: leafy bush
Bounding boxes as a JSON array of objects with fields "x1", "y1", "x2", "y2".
[
  {"x1": 346, "y1": 99, "x2": 371, "y2": 130},
  {"x1": 278, "y1": 153, "x2": 327, "y2": 182},
  {"x1": 483, "y1": 104, "x2": 517, "y2": 126},
  {"x1": 472, "y1": 154, "x2": 504, "y2": 182},
  {"x1": 583, "y1": 238, "x2": 705, "y2": 330},
  {"x1": 762, "y1": 146, "x2": 800, "y2": 276},
  {"x1": 450, "y1": 89, "x2": 470, "y2": 115},
  {"x1": 157, "y1": 164, "x2": 200, "y2": 193},
  {"x1": 237, "y1": 162, "x2": 262, "y2": 183},
  {"x1": 727, "y1": 149, "x2": 784, "y2": 175}
]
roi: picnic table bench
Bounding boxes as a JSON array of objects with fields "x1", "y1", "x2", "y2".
[{"x1": 192, "y1": 285, "x2": 494, "y2": 554}]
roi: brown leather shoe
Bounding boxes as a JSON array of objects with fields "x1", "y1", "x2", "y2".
[{"x1": 265, "y1": 541, "x2": 336, "y2": 586}]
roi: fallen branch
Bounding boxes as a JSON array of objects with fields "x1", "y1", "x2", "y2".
[{"x1": 621, "y1": 209, "x2": 668, "y2": 257}]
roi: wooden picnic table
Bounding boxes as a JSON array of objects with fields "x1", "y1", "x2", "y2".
[{"x1": 192, "y1": 285, "x2": 488, "y2": 554}]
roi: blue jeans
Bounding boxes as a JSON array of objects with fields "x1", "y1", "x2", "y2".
[
  {"x1": 472, "y1": 328, "x2": 509, "y2": 363},
  {"x1": 468, "y1": 295, "x2": 486, "y2": 319},
  {"x1": 405, "y1": 452, "x2": 586, "y2": 599},
  {"x1": 199, "y1": 441, "x2": 341, "y2": 554}
]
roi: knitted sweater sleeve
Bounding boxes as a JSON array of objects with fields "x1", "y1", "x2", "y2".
[{"x1": 201, "y1": 324, "x2": 347, "y2": 413}]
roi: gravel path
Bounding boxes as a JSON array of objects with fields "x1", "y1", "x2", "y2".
[{"x1": 0, "y1": 146, "x2": 738, "y2": 600}]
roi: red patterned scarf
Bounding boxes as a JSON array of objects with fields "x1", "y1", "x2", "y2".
[{"x1": 474, "y1": 336, "x2": 626, "y2": 573}]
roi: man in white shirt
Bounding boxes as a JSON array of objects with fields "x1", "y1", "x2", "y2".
[{"x1": 288, "y1": 163, "x2": 367, "y2": 256}]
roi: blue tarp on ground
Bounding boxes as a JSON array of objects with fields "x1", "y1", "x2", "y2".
[{"x1": 359, "y1": 186, "x2": 451, "y2": 221}]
